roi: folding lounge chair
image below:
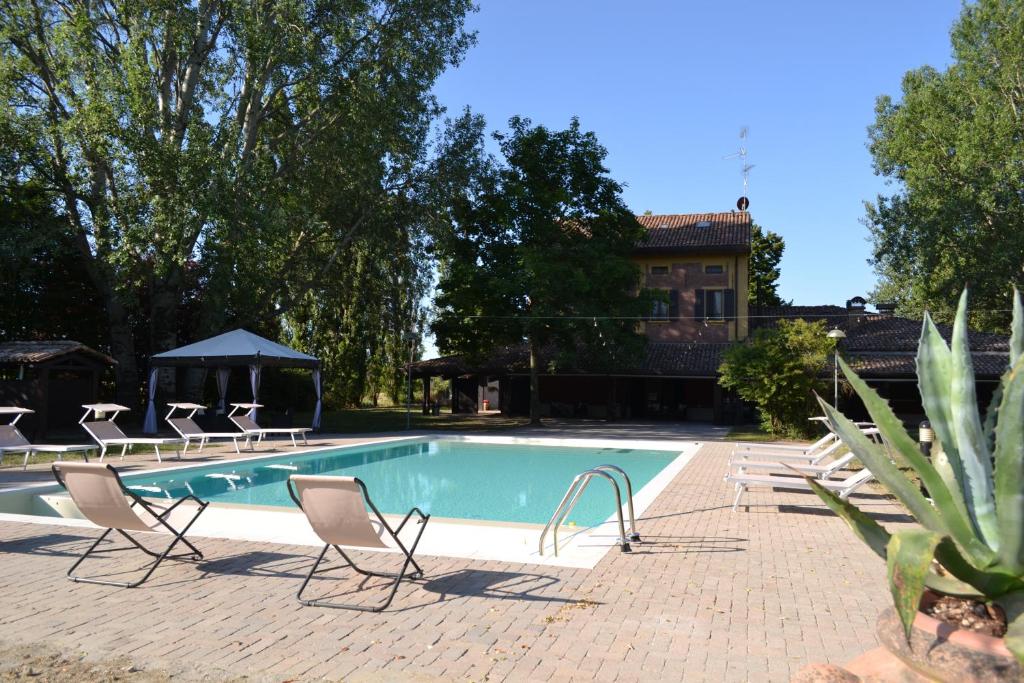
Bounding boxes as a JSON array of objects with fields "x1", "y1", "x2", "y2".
[
  {"x1": 0, "y1": 407, "x2": 96, "y2": 470},
  {"x1": 165, "y1": 403, "x2": 252, "y2": 454},
  {"x1": 229, "y1": 403, "x2": 311, "y2": 447},
  {"x1": 287, "y1": 474, "x2": 429, "y2": 612},
  {"x1": 725, "y1": 467, "x2": 875, "y2": 512},
  {"x1": 79, "y1": 404, "x2": 184, "y2": 463},
  {"x1": 51, "y1": 462, "x2": 208, "y2": 587}
]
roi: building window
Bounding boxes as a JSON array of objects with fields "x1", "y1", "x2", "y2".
[
  {"x1": 650, "y1": 265, "x2": 669, "y2": 275},
  {"x1": 706, "y1": 289, "x2": 725, "y2": 320},
  {"x1": 651, "y1": 293, "x2": 670, "y2": 321},
  {"x1": 704, "y1": 264, "x2": 724, "y2": 274}
]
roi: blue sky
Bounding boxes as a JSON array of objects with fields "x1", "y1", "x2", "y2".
[{"x1": 430, "y1": 0, "x2": 962, "y2": 310}]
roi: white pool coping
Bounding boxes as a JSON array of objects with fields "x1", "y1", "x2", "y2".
[{"x1": 0, "y1": 435, "x2": 702, "y2": 569}]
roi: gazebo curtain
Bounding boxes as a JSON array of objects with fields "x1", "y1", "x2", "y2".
[
  {"x1": 312, "y1": 368, "x2": 323, "y2": 429},
  {"x1": 249, "y1": 364, "x2": 261, "y2": 420},
  {"x1": 216, "y1": 367, "x2": 230, "y2": 413},
  {"x1": 142, "y1": 368, "x2": 158, "y2": 433}
]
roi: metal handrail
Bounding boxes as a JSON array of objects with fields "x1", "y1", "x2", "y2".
[
  {"x1": 592, "y1": 465, "x2": 641, "y2": 543},
  {"x1": 538, "y1": 466, "x2": 640, "y2": 557}
]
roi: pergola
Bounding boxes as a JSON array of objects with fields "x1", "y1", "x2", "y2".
[{"x1": 142, "y1": 329, "x2": 321, "y2": 433}]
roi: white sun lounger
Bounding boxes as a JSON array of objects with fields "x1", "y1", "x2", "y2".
[
  {"x1": 0, "y1": 407, "x2": 97, "y2": 470},
  {"x1": 79, "y1": 404, "x2": 183, "y2": 463},
  {"x1": 165, "y1": 403, "x2": 252, "y2": 454},
  {"x1": 729, "y1": 450, "x2": 858, "y2": 480},
  {"x1": 229, "y1": 403, "x2": 311, "y2": 447},
  {"x1": 725, "y1": 468, "x2": 875, "y2": 512},
  {"x1": 733, "y1": 427, "x2": 881, "y2": 465},
  {"x1": 735, "y1": 419, "x2": 876, "y2": 455}
]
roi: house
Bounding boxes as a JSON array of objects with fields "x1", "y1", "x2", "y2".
[
  {"x1": 411, "y1": 212, "x2": 1011, "y2": 423},
  {"x1": 412, "y1": 211, "x2": 753, "y2": 422}
]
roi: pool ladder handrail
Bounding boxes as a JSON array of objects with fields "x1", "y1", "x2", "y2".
[{"x1": 539, "y1": 464, "x2": 641, "y2": 557}]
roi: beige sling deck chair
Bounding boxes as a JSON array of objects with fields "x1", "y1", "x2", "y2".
[
  {"x1": 165, "y1": 403, "x2": 252, "y2": 453},
  {"x1": 51, "y1": 462, "x2": 209, "y2": 587},
  {"x1": 229, "y1": 403, "x2": 311, "y2": 447},
  {"x1": 0, "y1": 407, "x2": 96, "y2": 470},
  {"x1": 79, "y1": 404, "x2": 183, "y2": 462},
  {"x1": 287, "y1": 475, "x2": 429, "y2": 612}
]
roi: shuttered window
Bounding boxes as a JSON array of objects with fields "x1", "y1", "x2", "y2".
[{"x1": 695, "y1": 288, "x2": 736, "y2": 321}]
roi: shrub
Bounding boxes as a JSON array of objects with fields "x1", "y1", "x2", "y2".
[{"x1": 719, "y1": 318, "x2": 832, "y2": 437}]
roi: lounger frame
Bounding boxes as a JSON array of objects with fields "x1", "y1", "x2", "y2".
[
  {"x1": 286, "y1": 477, "x2": 429, "y2": 612},
  {"x1": 52, "y1": 463, "x2": 209, "y2": 588}
]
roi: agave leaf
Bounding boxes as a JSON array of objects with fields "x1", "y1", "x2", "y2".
[
  {"x1": 837, "y1": 357, "x2": 994, "y2": 567},
  {"x1": 994, "y1": 590, "x2": 1024, "y2": 667},
  {"x1": 819, "y1": 396, "x2": 948, "y2": 534},
  {"x1": 950, "y1": 290, "x2": 999, "y2": 550},
  {"x1": 888, "y1": 530, "x2": 943, "y2": 641},
  {"x1": 933, "y1": 537, "x2": 1024, "y2": 597},
  {"x1": 982, "y1": 373, "x2": 1006, "y2": 453},
  {"x1": 995, "y1": 357, "x2": 1024, "y2": 572},
  {"x1": 800, "y1": 471, "x2": 983, "y2": 596},
  {"x1": 917, "y1": 312, "x2": 964, "y2": 483},
  {"x1": 1012, "y1": 287, "x2": 1023, "y2": 366},
  {"x1": 800, "y1": 470, "x2": 890, "y2": 559}
]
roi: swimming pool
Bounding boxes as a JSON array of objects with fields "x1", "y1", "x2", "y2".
[{"x1": 119, "y1": 438, "x2": 678, "y2": 527}]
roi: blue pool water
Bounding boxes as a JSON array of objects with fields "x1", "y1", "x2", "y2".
[{"x1": 121, "y1": 439, "x2": 678, "y2": 526}]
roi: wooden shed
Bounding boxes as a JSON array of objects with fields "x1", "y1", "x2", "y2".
[{"x1": 0, "y1": 340, "x2": 116, "y2": 437}]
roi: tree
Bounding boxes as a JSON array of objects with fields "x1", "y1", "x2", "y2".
[
  {"x1": 719, "y1": 318, "x2": 832, "y2": 437},
  {"x1": 431, "y1": 114, "x2": 648, "y2": 424},
  {"x1": 0, "y1": 0, "x2": 474, "y2": 407},
  {"x1": 748, "y1": 222, "x2": 786, "y2": 307},
  {"x1": 866, "y1": 0, "x2": 1024, "y2": 332}
]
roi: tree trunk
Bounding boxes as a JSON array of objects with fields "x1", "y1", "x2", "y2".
[
  {"x1": 106, "y1": 297, "x2": 139, "y2": 410},
  {"x1": 529, "y1": 336, "x2": 542, "y2": 425},
  {"x1": 150, "y1": 276, "x2": 181, "y2": 395}
]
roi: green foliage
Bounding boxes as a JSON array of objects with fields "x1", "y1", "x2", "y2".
[
  {"x1": 430, "y1": 114, "x2": 648, "y2": 422},
  {"x1": 719, "y1": 318, "x2": 832, "y2": 437},
  {"x1": 866, "y1": 0, "x2": 1024, "y2": 332},
  {"x1": 0, "y1": 0, "x2": 474, "y2": 406},
  {"x1": 748, "y1": 222, "x2": 787, "y2": 307},
  {"x1": 807, "y1": 288, "x2": 1024, "y2": 664}
]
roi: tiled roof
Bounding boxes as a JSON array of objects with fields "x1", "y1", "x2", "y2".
[
  {"x1": 751, "y1": 307, "x2": 1011, "y2": 379},
  {"x1": 846, "y1": 352, "x2": 1009, "y2": 379},
  {"x1": 751, "y1": 307, "x2": 1008, "y2": 353},
  {"x1": 634, "y1": 212, "x2": 751, "y2": 253},
  {"x1": 0, "y1": 340, "x2": 116, "y2": 365},
  {"x1": 410, "y1": 342, "x2": 729, "y2": 378}
]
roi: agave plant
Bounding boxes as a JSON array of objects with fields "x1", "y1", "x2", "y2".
[{"x1": 805, "y1": 288, "x2": 1024, "y2": 665}]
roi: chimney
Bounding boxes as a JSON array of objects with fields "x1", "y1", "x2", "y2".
[
  {"x1": 845, "y1": 296, "x2": 868, "y2": 327},
  {"x1": 875, "y1": 302, "x2": 896, "y2": 316}
]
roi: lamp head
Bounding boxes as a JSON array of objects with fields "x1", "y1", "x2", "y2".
[{"x1": 827, "y1": 328, "x2": 847, "y2": 340}]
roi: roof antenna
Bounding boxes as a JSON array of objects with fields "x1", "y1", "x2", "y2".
[{"x1": 723, "y1": 126, "x2": 753, "y2": 212}]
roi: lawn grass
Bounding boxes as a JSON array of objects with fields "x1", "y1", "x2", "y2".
[
  {"x1": 725, "y1": 425, "x2": 810, "y2": 443},
  {"x1": 312, "y1": 407, "x2": 530, "y2": 433}
]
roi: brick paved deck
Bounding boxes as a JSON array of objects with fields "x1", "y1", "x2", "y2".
[{"x1": 0, "y1": 440, "x2": 909, "y2": 682}]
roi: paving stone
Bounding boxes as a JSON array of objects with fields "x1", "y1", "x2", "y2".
[{"x1": 0, "y1": 440, "x2": 905, "y2": 681}]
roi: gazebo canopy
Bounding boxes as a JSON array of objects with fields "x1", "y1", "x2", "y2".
[
  {"x1": 150, "y1": 329, "x2": 319, "y2": 368},
  {"x1": 143, "y1": 329, "x2": 322, "y2": 433}
]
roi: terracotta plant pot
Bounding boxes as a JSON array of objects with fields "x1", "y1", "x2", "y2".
[{"x1": 874, "y1": 593, "x2": 1020, "y2": 683}]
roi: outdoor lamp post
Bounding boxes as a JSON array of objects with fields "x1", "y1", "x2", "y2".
[{"x1": 826, "y1": 328, "x2": 846, "y2": 408}]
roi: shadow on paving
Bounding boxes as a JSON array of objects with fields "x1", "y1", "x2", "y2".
[
  {"x1": 0, "y1": 532, "x2": 95, "y2": 558},
  {"x1": 625, "y1": 534, "x2": 747, "y2": 555},
  {"x1": 196, "y1": 552, "x2": 582, "y2": 608},
  {"x1": 776, "y1": 505, "x2": 913, "y2": 524}
]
